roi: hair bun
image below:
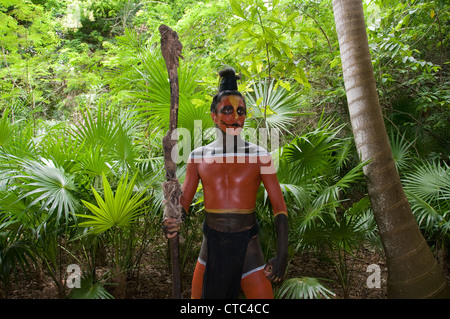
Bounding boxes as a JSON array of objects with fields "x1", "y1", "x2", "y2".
[{"x1": 218, "y1": 67, "x2": 241, "y2": 92}]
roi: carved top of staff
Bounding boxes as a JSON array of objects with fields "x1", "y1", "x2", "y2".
[{"x1": 159, "y1": 24, "x2": 183, "y2": 70}]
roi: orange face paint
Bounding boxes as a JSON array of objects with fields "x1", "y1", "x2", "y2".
[{"x1": 228, "y1": 95, "x2": 243, "y2": 119}]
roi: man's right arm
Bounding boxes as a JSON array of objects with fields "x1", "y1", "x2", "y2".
[{"x1": 180, "y1": 160, "x2": 200, "y2": 213}]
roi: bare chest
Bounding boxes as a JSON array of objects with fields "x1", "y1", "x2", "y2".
[{"x1": 197, "y1": 157, "x2": 262, "y2": 187}]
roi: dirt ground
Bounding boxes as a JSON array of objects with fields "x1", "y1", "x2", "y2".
[
  {"x1": 4, "y1": 235, "x2": 449, "y2": 300},
  {"x1": 4, "y1": 246, "x2": 386, "y2": 299}
]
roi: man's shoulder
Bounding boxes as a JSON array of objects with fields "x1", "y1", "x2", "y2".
[
  {"x1": 244, "y1": 141, "x2": 270, "y2": 157},
  {"x1": 188, "y1": 141, "x2": 216, "y2": 159},
  {"x1": 189, "y1": 141, "x2": 270, "y2": 155}
]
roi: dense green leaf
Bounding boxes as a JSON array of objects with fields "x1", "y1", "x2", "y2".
[
  {"x1": 275, "y1": 277, "x2": 335, "y2": 299},
  {"x1": 78, "y1": 173, "x2": 149, "y2": 234}
]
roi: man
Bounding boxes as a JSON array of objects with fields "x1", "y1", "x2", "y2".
[{"x1": 163, "y1": 67, "x2": 288, "y2": 299}]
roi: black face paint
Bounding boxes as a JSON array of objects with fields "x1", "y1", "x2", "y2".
[
  {"x1": 219, "y1": 105, "x2": 246, "y2": 116},
  {"x1": 219, "y1": 120, "x2": 244, "y2": 128}
]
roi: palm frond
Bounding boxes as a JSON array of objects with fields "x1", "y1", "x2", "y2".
[
  {"x1": 296, "y1": 203, "x2": 328, "y2": 237},
  {"x1": 245, "y1": 79, "x2": 305, "y2": 133},
  {"x1": 0, "y1": 190, "x2": 31, "y2": 225},
  {"x1": 275, "y1": 277, "x2": 335, "y2": 299},
  {"x1": 314, "y1": 160, "x2": 368, "y2": 207},
  {"x1": 403, "y1": 161, "x2": 450, "y2": 204},
  {"x1": 112, "y1": 123, "x2": 139, "y2": 175},
  {"x1": 279, "y1": 183, "x2": 310, "y2": 209},
  {"x1": 131, "y1": 48, "x2": 213, "y2": 139},
  {"x1": 78, "y1": 145, "x2": 112, "y2": 178},
  {"x1": 30, "y1": 120, "x2": 82, "y2": 174},
  {"x1": 0, "y1": 222, "x2": 35, "y2": 290},
  {"x1": 282, "y1": 121, "x2": 346, "y2": 179},
  {"x1": 78, "y1": 173, "x2": 149, "y2": 234},
  {"x1": 73, "y1": 104, "x2": 119, "y2": 153},
  {"x1": 67, "y1": 274, "x2": 114, "y2": 299},
  {"x1": 1, "y1": 122, "x2": 37, "y2": 160},
  {"x1": 403, "y1": 160, "x2": 449, "y2": 238},
  {"x1": 15, "y1": 158, "x2": 78, "y2": 227},
  {"x1": 389, "y1": 130, "x2": 416, "y2": 172},
  {"x1": 406, "y1": 191, "x2": 443, "y2": 234},
  {"x1": 0, "y1": 108, "x2": 13, "y2": 148}
]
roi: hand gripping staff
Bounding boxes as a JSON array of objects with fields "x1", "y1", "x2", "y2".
[{"x1": 159, "y1": 24, "x2": 183, "y2": 299}]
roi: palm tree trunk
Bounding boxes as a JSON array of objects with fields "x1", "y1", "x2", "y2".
[{"x1": 332, "y1": 0, "x2": 450, "y2": 298}]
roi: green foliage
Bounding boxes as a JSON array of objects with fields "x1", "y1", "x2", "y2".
[
  {"x1": 403, "y1": 161, "x2": 450, "y2": 240},
  {"x1": 175, "y1": 0, "x2": 230, "y2": 64},
  {"x1": 131, "y1": 46, "x2": 214, "y2": 145},
  {"x1": 78, "y1": 173, "x2": 148, "y2": 234},
  {"x1": 0, "y1": 0, "x2": 448, "y2": 299},
  {"x1": 227, "y1": 0, "x2": 310, "y2": 85},
  {"x1": 0, "y1": 104, "x2": 162, "y2": 297},
  {"x1": 67, "y1": 274, "x2": 114, "y2": 299},
  {"x1": 366, "y1": 0, "x2": 450, "y2": 159},
  {"x1": 275, "y1": 277, "x2": 335, "y2": 299},
  {"x1": 271, "y1": 119, "x2": 375, "y2": 297},
  {"x1": 76, "y1": 105, "x2": 119, "y2": 153},
  {"x1": 389, "y1": 129, "x2": 417, "y2": 172},
  {"x1": 244, "y1": 79, "x2": 307, "y2": 133},
  {"x1": 0, "y1": 109, "x2": 13, "y2": 147},
  {"x1": 0, "y1": 216, "x2": 34, "y2": 298},
  {"x1": 16, "y1": 157, "x2": 79, "y2": 228}
]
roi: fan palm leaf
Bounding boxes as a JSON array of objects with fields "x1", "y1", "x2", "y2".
[
  {"x1": 245, "y1": 79, "x2": 305, "y2": 133},
  {"x1": 282, "y1": 121, "x2": 347, "y2": 179},
  {"x1": 113, "y1": 123, "x2": 139, "y2": 175},
  {"x1": 389, "y1": 130, "x2": 416, "y2": 172},
  {"x1": 403, "y1": 161, "x2": 450, "y2": 203},
  {"x1": 0, "y1": 109, "x2": 13, "y2": 148},
  {"x1": 132, "y1": 48, "x2": 213, "y2": 140},
  {"x1": 37, "y1": 121, "x2": 81, "y2": 173},
  {"x1": 67, "y1": 274, "x2": 114, "y2": 299},
  {"x1": 73, "y1": 104, "x2": 119, "y2": 154},
  {"x1": 327, "y1": 199, "x2": 371, "y2": 251},
  {"x1": 78, "y1": 173, "x2": 149, "y2": 234},
  {"x1": 275, "y1": 277, "x2": 335, "y2": 299},
  {"x1": 0, "y1": 220, "x2": 35, "y2": 298},
  {"x1": 15, "y1": 157, "x2": 78, "y2": 227},
  {"x1": 0, "y1": 121, "x2": 36, "y2": 160},
  {"x1": 78, "y1": 145, "x2": 112, "y2": 178},
  {"x1": 0, "y1": 189, "x2": 33, "y2": 226},
  {"x1": 314, "y1": 160, "x2": 368, "y2": 207},
  {"x1": 403, "y1": 161, "x2": 450, "y2": 235},
  {"x1": 407, "y1": 192, "x2": 443, "y2": 234}
]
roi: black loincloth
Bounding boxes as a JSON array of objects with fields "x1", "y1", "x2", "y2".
[{"x1": 201, "y1": 221, "x2": 259, "y2": 299}]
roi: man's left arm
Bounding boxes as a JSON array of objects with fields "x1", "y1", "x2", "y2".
[
  {"x1": 265, "y1": 213, "x2": 288, "y2": 282},
  {"x1": 260, "y1": 159, "x2": 289, "y2": 282}
]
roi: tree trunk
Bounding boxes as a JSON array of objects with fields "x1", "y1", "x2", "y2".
[{"x1": 332, "y1": 0, "x2": 450, "y2": 299}]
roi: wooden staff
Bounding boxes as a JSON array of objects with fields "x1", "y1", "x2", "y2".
[{"x1": 159, "y1": 24, "x2": 183, "y2": 299}]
